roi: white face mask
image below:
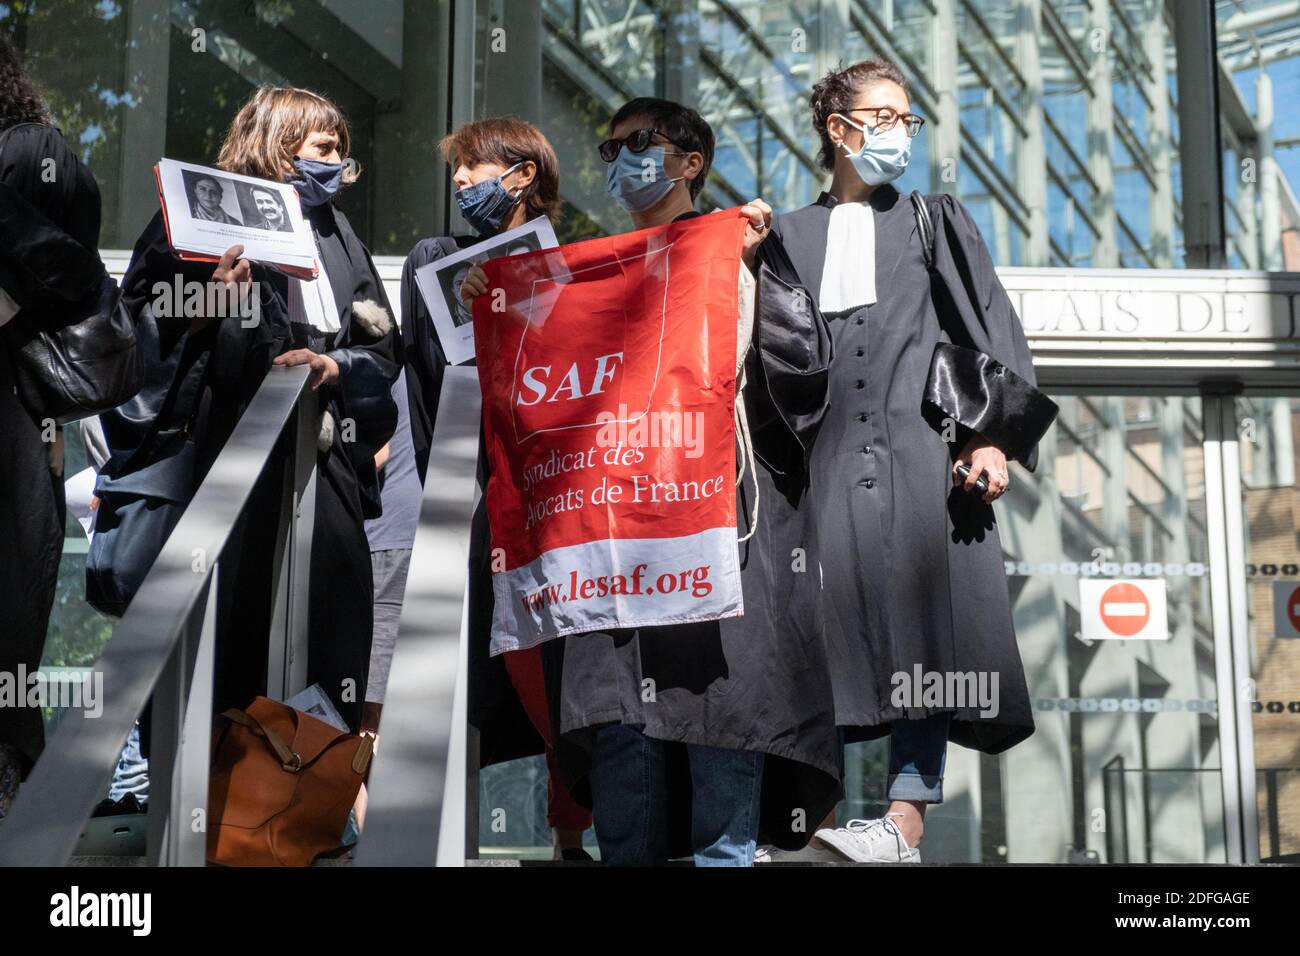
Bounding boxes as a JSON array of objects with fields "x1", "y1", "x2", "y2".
[{"x1": 835, "y1": 113, "x2": 912, "y2": 186}]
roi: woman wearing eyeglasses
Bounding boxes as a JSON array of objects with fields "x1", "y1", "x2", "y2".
[{"x1": 770, "y1": 59, "x2": 1054, "y2": 863}]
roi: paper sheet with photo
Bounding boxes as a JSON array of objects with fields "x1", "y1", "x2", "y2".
[
  {"x1": 154, "y1": 158, "x2": 318, "y2": 278},
  {"x1": 413, "y1": 216, "x2": 559, "y2": 366}
]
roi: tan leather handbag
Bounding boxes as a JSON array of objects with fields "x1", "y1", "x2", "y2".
[{"x1": 206, "y1": 696, "x2": 373, "y2": 867}]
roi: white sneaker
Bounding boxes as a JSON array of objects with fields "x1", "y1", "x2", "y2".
[
  {"x1": 813, "y1": 813, "x2": 921, "y2": 863},
  {"x1": 753, "y1": 843, "x2": 844, "y2": 864}
]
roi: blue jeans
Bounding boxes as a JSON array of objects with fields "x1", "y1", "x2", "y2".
[
  {"x1": 108, "y1": 722, "x2": 149, "y2": 803},
  {"x1": 589, "y1": 724, "x2": 764, "y2": 866},
  {"x1": 887, "y1": 713, "x2": 951, "y2": 803}
]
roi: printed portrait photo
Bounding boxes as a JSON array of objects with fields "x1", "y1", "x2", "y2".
[
  {"x1": 436, "y1": 231, "x2": 544, "y2": 328},
  {"x1": 181, "y1": 169, "x2": 243, "y2": 226},
  {"x1": 237, "y1": 182, "x2": 294, "y2": 233}
]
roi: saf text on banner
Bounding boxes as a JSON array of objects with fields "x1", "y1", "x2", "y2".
[{"x1": 474, "y1": 210, "x2": 749, "y2": 653}]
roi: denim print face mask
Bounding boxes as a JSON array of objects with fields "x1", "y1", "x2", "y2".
[{"x1": 456, "y1": 163, "x2": 523, "y2": 236}]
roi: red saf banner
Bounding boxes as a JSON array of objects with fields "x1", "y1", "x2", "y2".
[{"x1": 474, "y1": 210, "x2": 749, "y2": 654}]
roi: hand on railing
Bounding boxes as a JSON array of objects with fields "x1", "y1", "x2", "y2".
[{"x1": 273, "y1": 349, "x2": 341, "y2": 391}]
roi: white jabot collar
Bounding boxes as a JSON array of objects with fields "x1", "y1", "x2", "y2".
[
  {"x1": 289, "y1": 263, "x2": 341, "y2": 333},
  {"x1": 818, "y1": 200, "x2": 876, "y2": 314}
]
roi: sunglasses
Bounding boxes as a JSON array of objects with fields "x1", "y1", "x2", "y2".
[{"x1": 597, "y1": 127, "x2": 689, "y2": 163}]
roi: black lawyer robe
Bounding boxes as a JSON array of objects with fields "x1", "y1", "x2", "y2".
[
  {"x1": 399, "y1": 235, "x2": 547, "y2": 768},
  {"x1": 0, "y1": 122, "x2": 104, "y2": 774},
  {"x1": 109, "y1": 202, "x2": 399, "y2": 732},
  {"x1": 774, "y1": 185, "x2": 1046, "y2": 754}
]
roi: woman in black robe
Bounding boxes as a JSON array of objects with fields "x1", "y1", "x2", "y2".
[
  {"x1": 403, "y1": 117, "x2": 598, "y2": 859},
  {"x1": 775, "y1": 60, "x2": 1056, "y2": 862},
  {"x1": 106, "y1": 86, "x2": 398, "y2": 732},
  {"x1": 0, "y1": 36, "x2": 107, "y2": 814}
]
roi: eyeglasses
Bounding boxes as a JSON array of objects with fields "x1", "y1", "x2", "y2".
[
  {"x1": 845, "y1": 107, "x2": 926, "y2": 137},
  {"x1": 597, "y1": 128, "x2": 689, "y2": 163}
]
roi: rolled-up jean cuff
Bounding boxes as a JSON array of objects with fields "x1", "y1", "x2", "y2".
[{"x1": 887, "y1": 771, "x2": 944, "y2": 803}]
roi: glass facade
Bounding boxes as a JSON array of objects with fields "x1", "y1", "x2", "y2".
[
  {"x1": 6, "y1": 0, "x2": 1299, "y2": 863},
  {"x1": 4, "y1": 0, "x2": 1295, "y2": 267}
]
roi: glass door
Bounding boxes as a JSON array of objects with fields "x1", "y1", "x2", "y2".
[
  {"x1": 1234, "y1": 395, "x2": 1300, "y2": 863},
  {"x1": 838, "y1": 393, "x2": 1231, "y2": 863}
]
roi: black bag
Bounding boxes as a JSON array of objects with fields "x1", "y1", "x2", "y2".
[
  {"x1": 85, "y1": 314, "x2": 207, "y2": 618},
  {"x1": 0, "y1": 124, "x2": 143, "y2": 424},
  {"x1": 2, "y1": 275, "x2": 143, "y2": 425},
  {"x1": 85, "y1": 432, "x2": 196, "y2": 616},
  {"x1": 909, "y1": 190, "x2": 1058, "y2": 464}
]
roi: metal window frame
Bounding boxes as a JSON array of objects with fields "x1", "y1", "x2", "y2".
[{"x1": 1201, "y1": 389, "x2": 1261, "y2": 864}]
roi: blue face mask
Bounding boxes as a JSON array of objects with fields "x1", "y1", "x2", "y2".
[
  {"x1": 289, "y1": 157, "x2": 344, "y2": 208},
  {"x1": 605, "y1": 145, "x2": 684, "y2": 213},
  {"x1": 456, "y1": 163, "x2": 523, "y2": 236},
  {"x1": 837, "y1": 114, "x2": 911, "y2": 186}
]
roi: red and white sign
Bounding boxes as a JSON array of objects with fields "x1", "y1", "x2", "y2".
[
  {"x1": 474, "y1": 210, "x2": 749, "y2": 654},
  {"x1": 1272, "y1": 581, "x2": 1300, "y2": 639},
  {"x1": 1079, "y1": 578, "x2": 1169, "y2": 641}
]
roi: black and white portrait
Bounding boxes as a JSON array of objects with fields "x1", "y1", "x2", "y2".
[
  {"x1": 413, "y1": 215, "x2": 558, "y2": 365},
  {"x1": 436, "y1": 232, "x2": 545, "y2": 328},
  {"x1": 238, "y1": 182, "x2": 293, "y2": 232},
  {"x1": 182, "y1": 169, "x2": 242, "y2": 225}
]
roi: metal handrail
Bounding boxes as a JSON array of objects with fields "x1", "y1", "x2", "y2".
[
  {"x1": 0, "y1": 366, "x2": 318, "y2": 866},
  {"x1": 354, "y1": 367, "x2": 482, "y2": 867}
]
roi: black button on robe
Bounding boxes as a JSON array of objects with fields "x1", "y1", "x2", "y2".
[{"x1": 775, "y1": 185, "x2": 1046, "y2": 755}]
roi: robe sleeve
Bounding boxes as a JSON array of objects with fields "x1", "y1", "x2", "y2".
[
  {"x1": 743, "y1": 221, "x2": 833, "y2": 477},
  {"x1": 319, "y1": 213, "x2": 401, "y2": 516},
  {"x1": 104, "y1": 212, "x2": 292, "y2": 463},
  {"x1": 0, "y1": 125, "x2": 105, "y2": 313},
  {"x1": 399, "y1": 236, "x2": 462, "y2": 484},
  {"x1": 927, "y1": 194, "x2": 1058, "y2": 472}
]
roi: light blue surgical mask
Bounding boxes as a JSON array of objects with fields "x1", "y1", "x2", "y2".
[
  {"x1": 836, "y1": 113, "x2": 911, "y2": 186},
  {"x1": 604, "y1": 145, "x2": 685, "y2": 213}
]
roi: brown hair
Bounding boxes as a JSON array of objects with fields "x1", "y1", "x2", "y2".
[
  {"x1": 217, "y1": 86, "x2": 358, "y2": 184},
  {"x1": 439, "y1": 117, "x2": 561, "y2": 222},
  {"x1": 0, "y1": 32, "x2": 53, "y2": 131},
  {"x1": 810, "y1": 59, "x2": 908, "y2": 172}
]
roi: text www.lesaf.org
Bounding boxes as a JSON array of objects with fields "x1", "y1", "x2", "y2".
[{"x1": 521, "y1": 562, "x2": 712, "y2": 612}]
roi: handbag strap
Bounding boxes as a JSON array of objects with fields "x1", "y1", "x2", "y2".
[
  {"x1": 219, "y1": 708, "x2": 304, "y2": 772},
  {"x1": 909, "y1": 190, "x2": 935, "y2": 273},
  {"x1": 218, "y1": 707, "x2": 373, "y2": 775}
]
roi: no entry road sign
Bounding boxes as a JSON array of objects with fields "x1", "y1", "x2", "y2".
[
  {"x1": 1272, "y1": 581, "x2": 1300, "y2": 639},
  {"x1": 1080, "y1": 578, "x2": 1169, "y2": 641}
]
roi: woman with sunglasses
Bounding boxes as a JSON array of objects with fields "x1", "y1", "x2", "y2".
[
  {"x1": 462, "y1": 97, "x2": 842, "y2": 867},
  {"x1": 768, "y1": 59, "x2": 1053, "y2": 863}
]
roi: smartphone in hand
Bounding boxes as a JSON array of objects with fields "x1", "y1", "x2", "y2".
[{"x1": 955, "y1": 463, "x2": 990, "y2": 496}]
